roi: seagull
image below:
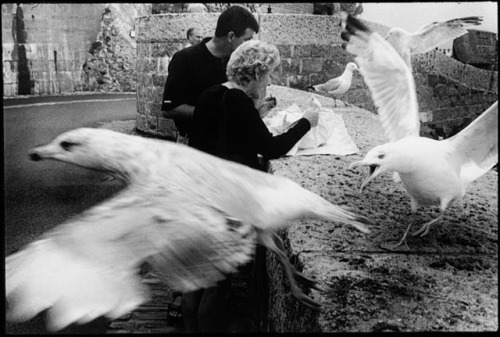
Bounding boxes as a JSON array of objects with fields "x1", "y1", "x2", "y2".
[
  {"x1": 340, "y1": 14, "x2": 497, "y2": 251},
  {"x1": 7, "y1": 128, "x2": 372, "y2": 330},
  {"x1": 308, "y1": 62, "x2": 359, "y2": 107},
  {"x1": 385, "y1": 16, "x2": 483, "y2": 70}
]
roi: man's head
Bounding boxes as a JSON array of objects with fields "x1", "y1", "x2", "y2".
[
  {"x1": 214, "y1": 5, "x2": 259, "y2": 52},
  {"x1": 187, "y1": 27, "x2": 204, "y2": 45}
]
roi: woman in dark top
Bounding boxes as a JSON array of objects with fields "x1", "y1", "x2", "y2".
[{"x1": 189, "y1": 39, "x2": 319, "y2": 171}]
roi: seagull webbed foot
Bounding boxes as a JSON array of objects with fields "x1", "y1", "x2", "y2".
[
  {"x1": 411, "y1": 215, "x2": 443, "y2": 237},
  {"x1": 290, "y1": 286, "x2": 321, "y2": 311},
  {"x1": 380, "y1": 239, "x2": 411, "y2": 252},
  {"x1": 294, "y1": 270, "x2": 323, "y2": 291}
]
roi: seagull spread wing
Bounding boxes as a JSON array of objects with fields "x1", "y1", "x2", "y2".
[
  {"x1": 445, "y1": 101, "x2": 498, "y2": 186},
  {"x1": 343, "y1": 14, "x2": 420, "y2": 142},
  {"x1": 6, "y1": 185, "x2": 256, "y2": 331},
  {"x1": 411, "y1": 16, "x2": 483, "y2": 54}
]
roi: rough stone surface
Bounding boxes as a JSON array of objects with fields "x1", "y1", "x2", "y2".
[{"x1": 264, "y1": 85, "x2": 498, "y2": 332}]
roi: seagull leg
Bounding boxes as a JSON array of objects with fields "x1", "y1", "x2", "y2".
[
  {"x1": 381, "y1": 199, "x2": 419, "y2": 251},
  {"x1": 380, "y1": 219, "x2": 413, "y2": 251},
  {"x1": 271, "y1": 232, "x2": 322, "y2": 291},
  {"x1": 259, "y1": 232, "x2": 321, "y2": 310},
  {"x1": 412, "y1": 199, "x2": 450, "y2": 237},
  {"x1": 412, "y1": 214, "x2": 443, "y2": 237}
]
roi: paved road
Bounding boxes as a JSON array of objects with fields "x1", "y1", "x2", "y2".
[{"x1": 4, "y1": 94, "x2": 136, "y2": 334}]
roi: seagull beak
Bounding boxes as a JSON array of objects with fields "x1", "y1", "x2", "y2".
[{"x1": 349, "y1": 161, "x2": 381, "y2": 193}]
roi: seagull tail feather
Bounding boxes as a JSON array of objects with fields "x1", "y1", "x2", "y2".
[{"x1": 311, "y1": 199, "x2": 372, "y2": 234}]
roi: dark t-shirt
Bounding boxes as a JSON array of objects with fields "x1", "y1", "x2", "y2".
[
  {"x1": 161, "y1": 38, "x2": 228, "y2": 136},
  {"x1": 189, "y1": 84, "x2": 311, "y2": 171}
]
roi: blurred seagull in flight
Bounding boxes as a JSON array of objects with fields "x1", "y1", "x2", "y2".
[
  {"x1": 308, "y1": 62, "x2": 359, "y2": 107},
  {"x1": 385, "y1": 16, "x2": 483, "y2": 70},
  {"x1": 6, "y1": 128, "x2": 373, "y2": 331},
  {"x1": 341, "y1": 14, "x2": 497, "y2": 251}
]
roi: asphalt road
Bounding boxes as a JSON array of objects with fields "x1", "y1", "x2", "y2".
[{"x1": 4, "y1": 93, "x2": 137, "y2": 334}]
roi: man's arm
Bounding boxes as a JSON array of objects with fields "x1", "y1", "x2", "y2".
[{"x1": 162, "y1": 104, "x2": 195, "y2": 120}]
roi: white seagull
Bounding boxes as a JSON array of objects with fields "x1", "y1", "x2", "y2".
[
  {"x1": 308, "y1": 62, "x2": 359, "y2": 107},
  {"x1": 7, "y1": 128, "x2": 372, "y2": 330},
  {"x1": 340, "y1": 14, "x2": 497, "y2": 250},
  {"x1": 385, "y1": 16, "x2": 483, "y2": 70}
]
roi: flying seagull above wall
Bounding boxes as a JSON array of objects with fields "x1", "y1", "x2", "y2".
[
  {"x1": 341, "y1": 14, "x2": 497, "y2": 251},
  {"x1": 307, "y1": 62, "x2": 359, "y2": 107},
  {"x1": 6, "y1": 128, "x2": 372, "y2": 331},
  {"x1": 384, "y1": 16, "x2": 483, "y2": 70}
]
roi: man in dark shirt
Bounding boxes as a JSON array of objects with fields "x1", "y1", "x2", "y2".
[{"x1": 161, "y1": 5, "x2": 259, "y2": 144}]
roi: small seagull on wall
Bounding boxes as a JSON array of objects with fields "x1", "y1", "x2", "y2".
[{"x1": 307, "y1": 62, "x2": 359, "y2": 107}]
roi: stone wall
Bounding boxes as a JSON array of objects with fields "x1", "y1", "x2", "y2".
[
  {"x1": 136, "y1": 12, "x2": 497, "y2": 139},
  {"x1": 2, "y1": 3, "x2": 150, "y2": 96},
  {"x1": 2, "y1": 3, "x2": 104, "y2": 96}
]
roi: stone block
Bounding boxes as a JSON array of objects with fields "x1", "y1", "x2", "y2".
[
  {"x1": 146, "y1": 114, "x2": 158, "y2": 131},
  {"x1": 302, "y1": 58, "x2": 323, "y2": 73},
  {"x1": 136, "y1": 100, "x2": 145, "y2": 115},
  {"x1": 322, "y1": 59, "x2": 344, "y2": 77},
  {"x1": 276, "y1": 44, "x2": 292, "y2": 59},
  {"x1": 427, "y1": 73, "x2": 439, "y2": 87},
  {"x1": 157, "y1": 55, "x2": 170, "y2": 74},
  {"x1": 281, "y1": 58, "x2": 301, "y2": 75},
  {"x1": 460, "y1": 65, "x2": 491, "y2": 91},
  {"x1": 350, "y1": 75, "x2": 366, "y2": 90},
  {"x1": 259, "y1": 14, "x2": 343, "y2": 45},
  {"x1": 136, "y1": 113, "x2": 147, "y2": 131},
  {"x1": 433, "y1": 84, "x2": 447, "y2": 97},
  {"x1": 135, "y1": 13, "x2": 219, "y2": 43},
  {"x1": 294, "y1": 45, "x2": 312, "y2": 58},
  {"x1": 287, "y1": 75, "x2": 309, "y2": 90},
  {"x1": 151, "y1": 42, "x2": 170, "y2": 58},
  {"x1": 157, "y1": 116, "x2": 178, "y2": 140},
  {"x1": 3, "y1": 83, "x2": 17, "y2": 97},
  {"x1": 150, "y1": 103, "x2": 163, "y2": 117},
  {"x1": 433, "y1": 52, "x2": 464, "y2": 82},
  {"x1": 311, "y1": 44, "x2": 333, "y2": 58},
  {"x1": 136, "y1": 42, "x2": 151, "y2": 58},
  {"x1": 489, "y1": 71, "x2": 498, "y2": 93},
  {"x1": 412, "y1": 52, "x2": 435, "y2": 74},
  {"x1": 152, "y1": 74, "x2": 167, "y2": 87},
  {"x1": 432, "y1": 108, "x2": 449, "y2": 122},
  {"x1": 154, "y1": 86, "x2": 164, "y2": 103}
]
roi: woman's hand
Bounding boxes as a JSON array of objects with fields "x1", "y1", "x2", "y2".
[
  {"x1": 302, "y1": 108, "x2": 320, "y2": 127},
  {"x1": 257, "y1": 96, "x2": 277, "y2": 118}
]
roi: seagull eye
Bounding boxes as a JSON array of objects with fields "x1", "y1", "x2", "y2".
[
  {"x1": 378, "y1": 154, "x2": 385, "y2": 159},
  {"x1": 60, "y1": 141, "x2": 77, "y2": 151}
]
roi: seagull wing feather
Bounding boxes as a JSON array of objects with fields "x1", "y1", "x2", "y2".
[
  {"x1": 6, "y1": 186, "x2": 256, "y2": 331},
  {"x1": 411, "y1": 16, "x2": 483, "y2": 54},
  {"x1": 344, "y1": 15, "x2": 420, "y2": 141},
  {"x1": 445, "y1": 101, "x2": 498, "y2": 186},
  {"x1": 316, "y1": 77, "x2": 342, "y2": 92}
]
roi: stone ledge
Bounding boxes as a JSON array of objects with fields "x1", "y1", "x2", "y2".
[{"x1": 266, "y1": 85, "x2": 498, "y2": 332}]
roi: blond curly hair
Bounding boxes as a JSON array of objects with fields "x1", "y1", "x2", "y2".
[{"x1": 226, "y1": 40, "x2": 280, "y2": 85}]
